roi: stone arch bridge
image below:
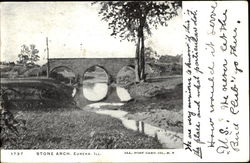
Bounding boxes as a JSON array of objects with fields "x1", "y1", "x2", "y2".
[
  {"x1": 48, "y1": 57, "x2": 136, "y2": 83},
  {"x1": 48, "y1": 57, "x2": 136, "y2": 105}
]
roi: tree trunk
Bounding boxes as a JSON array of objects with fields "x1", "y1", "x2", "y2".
[
  {"x1": 140, "y1": 32, "x2": 145, "y2": 81},
  {"x1": 138, "y1": 37, "x2": 142, "y2": 80},
  {"x1": 138, "y1": 16, "x2": 146, "y2": 82},
  {"x1": 135, "y1": 36, "x2": 141, "y2": 82}
]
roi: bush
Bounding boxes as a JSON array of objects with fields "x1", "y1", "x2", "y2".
[
  {"x1": 23, "y1": 68, "x2": 40, "y2": 77},
  {"x1": 0, "y1": 89, "x2": 27, "y2": 148}
]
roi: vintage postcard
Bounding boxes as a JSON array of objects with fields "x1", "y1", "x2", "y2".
[{"x1": 0, "y1": 1, "x2": 249, "y2": 162}]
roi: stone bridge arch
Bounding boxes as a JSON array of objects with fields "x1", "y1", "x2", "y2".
[
  {"x1": 116, "y1": 65, "x2": 136, "y2": 85},
  {"x1": 50, "y1": 66, "x2": 77, "y2": 75},
  {"x1": 49, "y1": 58, "x2": 135, "y2": 84},
  {"x1": 48, "y1": 58, "x2": 136, "y2": 104},
  {"x1": 50, "y1": 66, "x2": 77, "y2": 85},
  {"x1": 82, "y1": 65, "x2": 111, "y2": 84}
]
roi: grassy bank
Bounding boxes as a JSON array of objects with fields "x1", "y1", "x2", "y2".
[
  {"x1": 1, "y1": 76, "x2": 182, "y2": 149},
  {"x1": 120, "y1": 77, "x2": 183, "y2": 133},
  {"x1": 1, "y1": 108, "x2": 162, "y2": 149}
]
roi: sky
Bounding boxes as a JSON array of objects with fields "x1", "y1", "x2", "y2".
[{"x1": 0, "y1": 2, "x2": 183, "y2": 65}]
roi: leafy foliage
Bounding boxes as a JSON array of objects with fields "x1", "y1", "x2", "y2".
[
  {"x1": 17, "y1": 44, "x2": 40, "y2": 66},
  {"x1": 93, "y1": 1, "x2": 182, "y2": 42},
  {"x1": 145, "y1": 47, "x2": 160, "y2": 62},
  {"x1": 0, "y1": 89, "x2": 27, "y2": 148},
  {"x1": 94, "y1": 1, "x2": 182, "y2": 81},
  {"x1": 158, "y1": 54, "x2": 182, "y2": 63}
]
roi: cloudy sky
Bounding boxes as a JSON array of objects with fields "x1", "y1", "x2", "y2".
[{"x1": 1, "y1": 2, "x2": 183, "y2": 65}]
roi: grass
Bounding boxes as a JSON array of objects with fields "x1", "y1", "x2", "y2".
[
  {"x1": 120, "y1": 77, "x2": 183, "y2": 133},
  {"x1": 1, "y1": 108, "x2": 162, "y2": 149},
  {"x1": 1, "y1": 75, "x2": 182, "y2": 149}
]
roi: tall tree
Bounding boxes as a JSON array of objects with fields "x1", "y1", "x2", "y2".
[
  {"x1": 17, "y1": 44, "x2": 40, "y2": 66},
  {"x1": 93, "y1": 1, "x2": 182, "y2": 81}
]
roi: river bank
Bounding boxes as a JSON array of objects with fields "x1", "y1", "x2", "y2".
[
  {"x1": 84, "y1": 77, "x2": 183, "y2": 148},
  {"x1": 1, "y1": 76, "x2": 182, "y2": 149},
  {"x1": 1, "y1": 80, "x2": 163, "y2": 149},
  {"x1": 85, "y1": 103, "x2": 183, "y2": 149},
  {"x1": 120, "y1": 77, "x2": 183, "y2": 133},
  {"x1": 1, "y1": 107, "x2": 162, "y2": 149}
]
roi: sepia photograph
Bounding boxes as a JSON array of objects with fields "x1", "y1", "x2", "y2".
[{"x1": 1, "y1": 1, "x2": 183, "y2": 150}]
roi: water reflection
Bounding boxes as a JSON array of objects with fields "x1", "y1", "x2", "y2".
[
  {"x1": 82, "y1": 66, "x2": 109, "y2": 101},
  {"x1": 95, "y1": 109, "x2": 183, "y2": 149},
  {"x1": 82, "y1": 83, "x2": 132, "y2": 102},
  {"x1": 116, "y1": 87, "x2": 132, "y2": 102},
  {"x1": 136, "y1": 121, "x2": 145, "y2": 134},
  {"x1": 72, "y1": 88, "x2": 77, "y2": 97},
  {"x1": 83, "y1": 83, "x2": 108, "y2": 101}
]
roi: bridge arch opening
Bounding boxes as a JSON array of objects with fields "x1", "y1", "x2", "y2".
[
  {"x1": 50, "y1": 66, "x2": 77, "y2": 86},
  {"x1": 82, "y1": 65, "x2": 109, "y2": 102},
  {"x1": 82, "y1": 65, "x2": 109, "y2": 83},
  {"x1": 116, "y1": 65, "x2": 135, "y2": 102},
  {"x1": 116, "y1": 65, "x2": 136, "y2": 86}
]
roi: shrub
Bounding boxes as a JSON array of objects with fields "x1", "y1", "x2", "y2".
[{"x1": 0, "y1": 89, "x2": 27, "y2": 148}]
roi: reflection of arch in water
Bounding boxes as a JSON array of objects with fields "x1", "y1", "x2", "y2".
[
  {"x1": 82, "y1": 65, "x2": 109, "y2": 84},
  {"x1": 50, "y1": 66, "x2": 77, "y2": 85},
  {"x1": 116, "y1": 65, "x2": 134, "y2": 102},
  {"x1": 82, "y1": 82, "x2": 109, "y2": 102},
  {"x1": 116, "y1": 65, "x2": 136, "y2": 85},
  {"x1": 82, "y1": 65, "x2": 110, "y2": 102}
]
